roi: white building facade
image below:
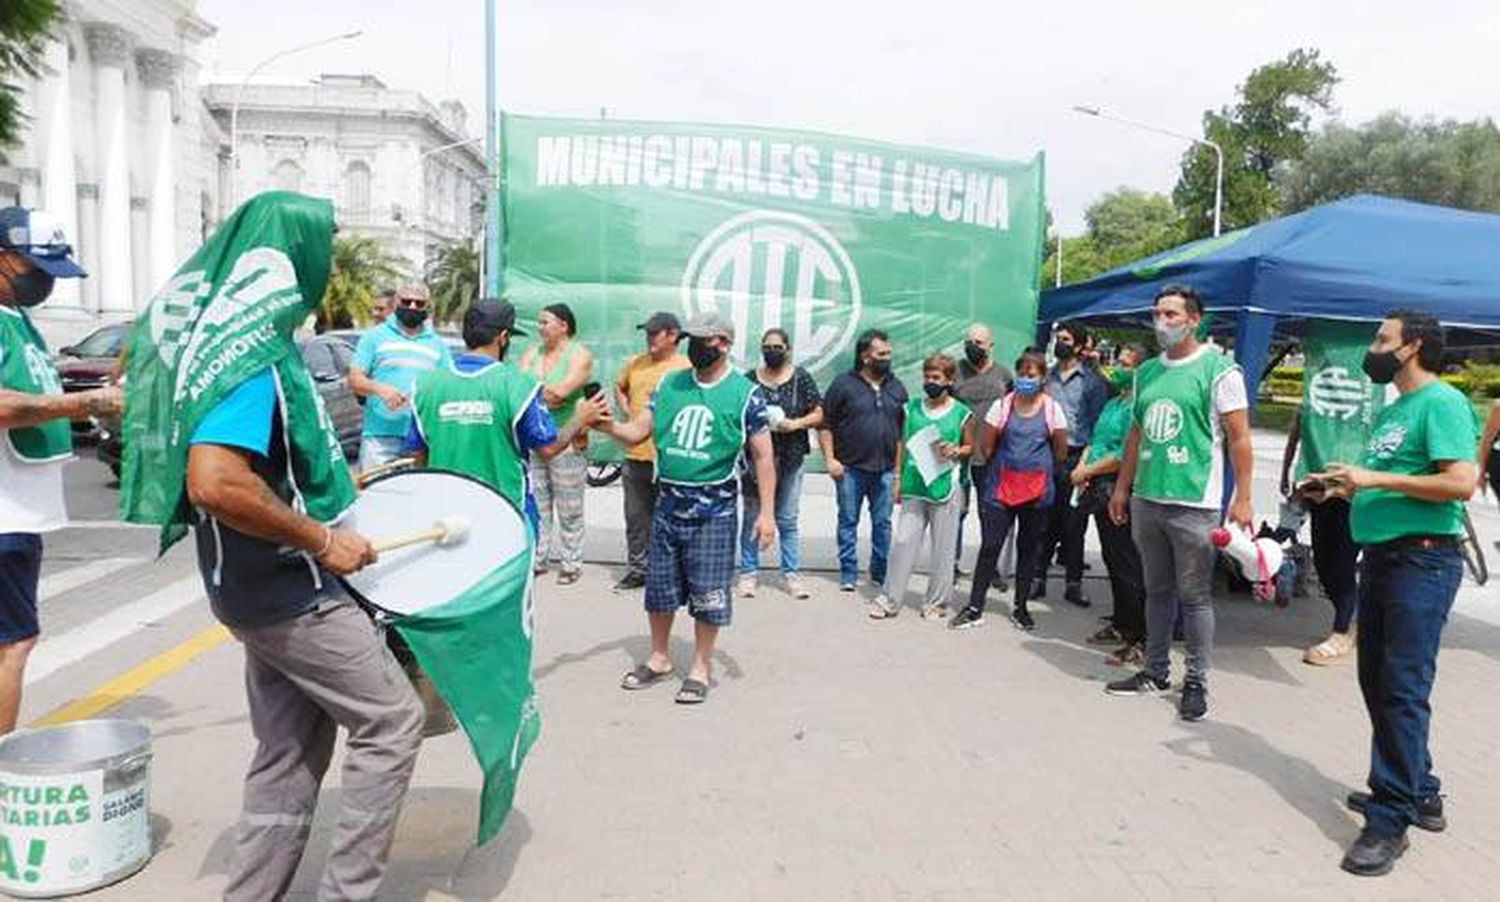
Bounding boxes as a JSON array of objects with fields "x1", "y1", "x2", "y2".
[
  {"x1": 202, "y1": 74, "x2": 487, "y2": 276},
  {"x1": 0, "y1": 0, "x2": 220, "y2": 345}
]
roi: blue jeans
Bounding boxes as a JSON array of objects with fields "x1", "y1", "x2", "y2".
[
  {"x1": 1357, "y1": 542, "x2": 1462, "y2": 837},
  {"x1": 740, "y1": 466, "x2": 804, "y2": 575},
  {"x1": 835, "y1": 468, "x2": 894, "y2": 585}
]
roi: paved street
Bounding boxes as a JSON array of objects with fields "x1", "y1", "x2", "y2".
[{"x1": 16, "y1": 433, "x2": 1500, "y2": 900}]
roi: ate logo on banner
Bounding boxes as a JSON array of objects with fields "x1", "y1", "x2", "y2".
[
  {"x1": 1308, "y1": 366, "x2": 1369, "y2": 420},
  {"x1": 669, "y1": 405, "x2": 716, "y2": 455},
  {"x1": 681, "y1": 210, "x2": 862, "y2": 374}
]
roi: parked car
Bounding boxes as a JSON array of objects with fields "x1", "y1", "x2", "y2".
[
  {"x1": 95, "y1": 334, "x2": 363, "y2": 480},
  {"x1": 55, "y1": 323, "x2": 128, "y2": 441}
]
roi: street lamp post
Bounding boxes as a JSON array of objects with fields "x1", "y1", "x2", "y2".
[
  {"x1": 484, "y1": 0, "x2": 502, "y2": 296},
  {"x1": 1072, "y1": 105, "x2": 1224, "y2": 237},
  {"x1": 229, "y1": 30, "x2": 362, "y2": 207}
]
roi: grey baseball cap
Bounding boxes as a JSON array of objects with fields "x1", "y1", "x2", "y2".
[{"x1": 682, "y1": 309, "x2": 734, "y2": 340}]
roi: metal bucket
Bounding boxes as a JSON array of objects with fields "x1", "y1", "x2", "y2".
[{"x1": 0, "y1": 720, "x2": 152, "y2": 898}]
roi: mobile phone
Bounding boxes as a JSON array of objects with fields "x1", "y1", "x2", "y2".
[{"x1": 582, "y1": 381, "x2": 602, "y2": 399}]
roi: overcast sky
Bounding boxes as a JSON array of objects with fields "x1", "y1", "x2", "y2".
[{"x1": 198, "y1": 0, "x2": 1500, "y2": 234}]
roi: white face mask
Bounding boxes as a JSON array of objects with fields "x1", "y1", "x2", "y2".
[{"x1": 1154, "y1": 321, "x2": 1192, "y2": 349}]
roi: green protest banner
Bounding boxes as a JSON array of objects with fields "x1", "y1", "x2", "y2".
[
  {"x1": 1296, "y1": 319, "x2": 1388, "y2": 478},
  {"x1": 500, "y1": 115, "x2": 1045, "y2": 456}
]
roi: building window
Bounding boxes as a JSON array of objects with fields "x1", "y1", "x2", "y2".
[
  {"x1": 344, "y1": 161, "x2": 371, "y2": 218},
  {"x1": 273, "y1": 159, "x2": 303, "y2": 193}
]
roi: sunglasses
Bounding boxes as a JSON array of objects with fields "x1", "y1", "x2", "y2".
[{"x1": 397, "y1": 297, "x2": 427, "y2": 309}]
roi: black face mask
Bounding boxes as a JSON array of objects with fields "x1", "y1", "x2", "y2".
[
  {"x1": 762, "y1": 348, "x2": 787, "y2": 369},
  {"x1": 395, "y1": 307, "x2": 428, "y2": 329},
  {"x1": 1053, "y1": 341, "x2": 1076, "y2": 361},
  {"x1": 923, "y1": 381, "x2": 948, "y2": 399},
  {"x1": 4, "y1": 267, "x2": 55, "y2": 307},
  {"x1": 866, "y1": 358, "x2": 892, "y2": 378},
  {"x1": 1362, "y1": 347, "x2": 1406, "y2": 385},
  {"x1": 963, "y1": 341, "x2": 988, "y2": 367},
  {"x1": 688, "y1": 336, "x2": 723, "y2": 370}
]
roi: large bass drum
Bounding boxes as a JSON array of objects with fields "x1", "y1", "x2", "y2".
[{"x1": 339, "y1": 469, "x2": 532, "y2": 735}]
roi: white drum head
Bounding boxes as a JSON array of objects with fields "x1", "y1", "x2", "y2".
[{"x1": 341, "y1": 469, "x2": 530, "y2": 617}]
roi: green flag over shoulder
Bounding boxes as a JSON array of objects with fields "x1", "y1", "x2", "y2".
[
  {"x1": 118, "y1": 191, "x2": 355, "y2": 549},
  {"x1": 1296, "y1": 319, "x2": 1388, "y2": 478}
]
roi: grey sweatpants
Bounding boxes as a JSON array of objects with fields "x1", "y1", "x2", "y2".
[
  {"x1": 224, "y1": 599, "x2": 425, "y2": 902},
  {"x1": 1130, "y1": 498, "x2": 1219, "y2": 685},
  {"x1": 883, "y1": 490, "x2": 964, "y2": 610}
]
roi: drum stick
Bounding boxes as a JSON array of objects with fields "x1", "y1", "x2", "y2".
[{"x1": 372, "y1": 516, "x2": 471, "y2": 553}]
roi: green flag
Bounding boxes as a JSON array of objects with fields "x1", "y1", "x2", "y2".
[
  {"x1": 500, "y1": 115, "x2": 1046, "y2": 458},
  {"x1": 1297, "y1": 319, "x2": 1387, "y2": 478},
  {"x1": 393, "y1": 551, "x2": 539, "y2": 845},
  {"x1": 118, "y1": 191, "x2": 355, "y2": 548}
]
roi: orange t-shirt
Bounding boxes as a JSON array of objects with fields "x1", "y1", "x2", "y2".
[{"x1": 616, "y1": 351, "x2": 691, "y2": 461}]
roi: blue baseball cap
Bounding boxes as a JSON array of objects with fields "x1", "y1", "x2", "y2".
[{"x1": 0, "y1": 207, "x2": 87, "y2": 278}]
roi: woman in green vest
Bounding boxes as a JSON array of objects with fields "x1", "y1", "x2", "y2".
[
  {"x1": 519, "y1": 304, "x2": 594, "y2": 585},
  {"x1": 869, "y1": 353, "x2": 973, "y2": 620}
]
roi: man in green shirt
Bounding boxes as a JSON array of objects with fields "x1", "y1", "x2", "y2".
[
  {"x1": 1106, "y1": 284, "x2": 1255, "y2": 722},
  {"x1": 406, "y1": 298, "x2": 607, "y2": 530},
  {"x1": 1309, "y1": 310, "x2": 1478, "y2": 878},
  {"x1": 1070, "y1": 343, "x2": 1147, "y2": 662}
]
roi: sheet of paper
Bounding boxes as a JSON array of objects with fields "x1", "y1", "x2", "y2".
[{"x1": 905, "y1": 424, "x2": 956, "y2": 486}]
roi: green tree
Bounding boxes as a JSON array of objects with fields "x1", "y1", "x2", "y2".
[
  {"x1": 425, "y1": 239, "x2": 481, "y2": 325},
  {"x1": 1174, "y1": 48, "x2": 1339, "y2": 238},
  {"x1": 319, "y1": 235, "x2": 404, "y2": 332},
  {"x1": 1278, "y1": 113, "x2": 1500, "y2": 213},
  {"x1": 0, "y1": 0, "x2": 60, "y2": 156},
  {"x1": 1041, "y1": 189, "x2": 1184, "y2": 287}
]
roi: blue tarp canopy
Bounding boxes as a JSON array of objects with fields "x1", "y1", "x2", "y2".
[{"x1": 1040, "y1": 194, "x2": 1500, "y2": 401}]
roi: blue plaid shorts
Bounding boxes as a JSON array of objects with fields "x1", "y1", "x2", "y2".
[{"x1": 644, "y1": 511, "x2": 737, "y2": 626}]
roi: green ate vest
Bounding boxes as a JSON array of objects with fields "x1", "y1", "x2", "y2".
[
  {"x1": 652, "y1": 368, "x2": 756, "y2": 485},
  {"x1": 0, "y1": 307, "x2": 73, "y2": 462},
  {"x1": 899, "y1": 398, "x2": 971, "y2": 502},
  {"x1": 526, "y1": 342, "x2": 584, "y2": 426},
  {"x1": 413, "y1": 360, "x2": 542, "y2": 511},
  {"x1": 1131, "y1": 348, "x2": 1238, "y2": 507}
]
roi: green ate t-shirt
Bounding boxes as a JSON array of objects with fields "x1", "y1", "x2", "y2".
[
  {"x1": 1350, "y1": 380, "x2": 1478, "y2": 545},
  {"x1": 1083, "y1": 396, "x2": 1131, "y2": 466}
]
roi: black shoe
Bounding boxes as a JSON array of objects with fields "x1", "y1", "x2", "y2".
[
  {"x1": 1064, "y1": 585, "x2": 1092, "y2": 608},
  {"x1": 1011, "y1": 604, "x2": 1035, "y2": 631},
  {"x1": 1029, "y1": 579, "x2": 1047, "y2": 600},
  {"x1": 992, "y1": 576, "x2": 1009, "y2": 594},
  {"x1": 1345, "y1": 792, "x2": 1447, "y2": 833},
  {"x1": 1179, "y1": 679, "x2": 1208, "y2": 721},
  {"x1": 948, "y1": 606, "x2": 985, "y2": 630},
  {"x1": 1087, "y1": 625, "x2": 1123, "y2": 646},
  {"x1": 1105, "y1": 671, "x2": 1170, "y2": 695},
  {"x1": 1340, "y1": 828, "x2": 1409, "y2": 877},
  {"x1": 613, "y1": 572, "x2": 647, "y2": 591}
]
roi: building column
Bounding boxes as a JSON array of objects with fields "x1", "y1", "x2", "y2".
[
  {"x1": 38, "y1": 38, "x2": 81, "y2": 308},
  {"x1": 84, "y1": 22, "x2": 133, "y2": 316},
  {"x1": 76, "y1": 184, "x2": 100, "y2": 313},
  {"x1": 136, "y1": 48, "x2": 179, "y2": 296},
  {"x1": 129, "y1": 197, "x2": 150, "y2": 308}
]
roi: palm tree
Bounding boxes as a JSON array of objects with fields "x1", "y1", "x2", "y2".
[
  {"x1": 1, "y1": 0, "x2": 61, "y2": 155},
  {"x1": 319, "y1": 235, "x2": 405, "y2": 332},
  {"x1": 426, "y1": 239, "x2": 481, "y2": 325}
]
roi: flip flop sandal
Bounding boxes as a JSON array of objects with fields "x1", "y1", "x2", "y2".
[
  {"x1": 675, "y1": 678, "x2": 709, "y2": 704},
  {"x1": 620, "y1": 663, "x2": 674, "y2": 690}
]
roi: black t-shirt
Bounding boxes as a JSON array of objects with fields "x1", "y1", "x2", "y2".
[
  {"x1": 822, "y1": 371, "x2": 908, "y2": 473},
  {"x1": 748, "y1": 366, "x2": 822, "y2": 464}
]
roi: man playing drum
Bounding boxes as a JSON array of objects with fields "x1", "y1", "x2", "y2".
[
  {"x1": 133, "y1": 194, "x2": 425, "y2": 900},
  {"x1": 405, "y1": 297, "x2": 608, "y2": 525},
  {"x1": 596, "y1": 310, "x2": 776, "y2": 705}
]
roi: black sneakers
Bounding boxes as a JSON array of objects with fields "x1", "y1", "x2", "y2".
[
  {"x1": 948, "y1": 606, "x2": 985, "y2": 630},
  {"x1": 1105, "y1": 671, "x2": 1170, "y2": 695},
  {"x1": 1340, "y1": 828, "x2": 1409, "y2": 876},
  {"x1": 1063, "y1": 583, "x2": 1092, "y2": 608},
  {"x1": 1010, "y1": 603, "x2": 1035, "y2": 632},
  {"x1": 613, "y1": 572, "x2": 646, "y2": 591},
  {"x1": 1179, "y1": 679, "x2": 1208, "y2": 721},
  {"x1": 1345, "y1": 792, "x2": 1447, "y2": 832}
]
